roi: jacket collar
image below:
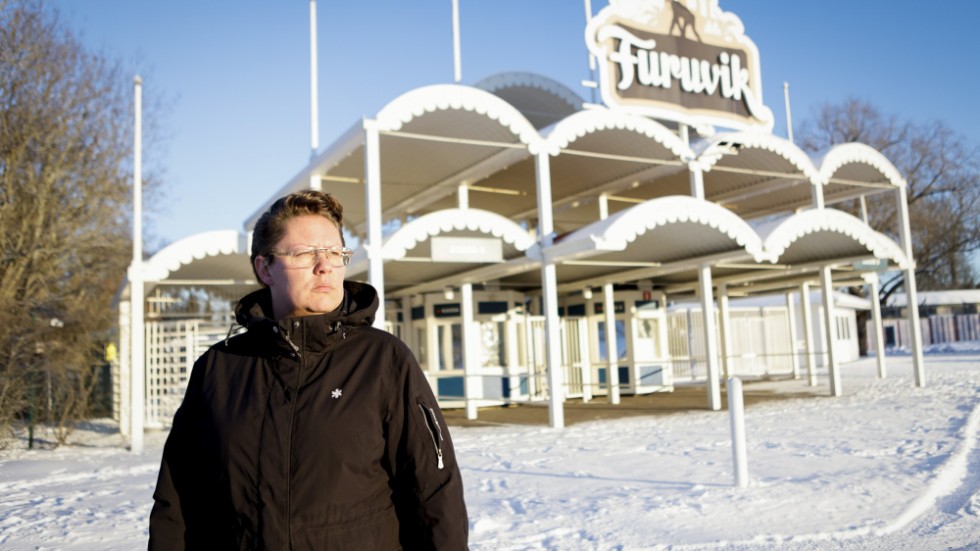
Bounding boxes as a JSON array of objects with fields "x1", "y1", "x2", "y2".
[{"x1": 234, "y1": 282, "x2": 379, "y2": 353}]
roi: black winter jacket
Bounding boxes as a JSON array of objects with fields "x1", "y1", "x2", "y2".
[{"x1": 148, "y1": 282, "x2": 468, "y2": 550}]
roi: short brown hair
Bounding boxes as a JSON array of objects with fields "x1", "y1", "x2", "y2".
[{"x1": 250, "y1": 190, "x2": 345, "y2": 285}]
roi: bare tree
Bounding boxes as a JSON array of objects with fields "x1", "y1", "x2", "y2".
[
  {"x1": 798, "y1": 98, "x2": 980, "y2": 299},
  {"x1": 0, "y1": 0, "x2": 163, "y2": 446}
]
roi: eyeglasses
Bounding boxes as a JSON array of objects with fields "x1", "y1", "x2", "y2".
[{"x1": 269, "y1": 246, "x2": 352, "y2": 268}]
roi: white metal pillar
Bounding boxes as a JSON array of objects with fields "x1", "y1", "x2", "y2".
[
  {"x1": 657, "y1": 292, "x2": 671, "y2": 386},
  {"x1": 800, "y1": 282, "x2": 817, "y2": 386},
  {"x1": 117, "y1": 300, "x2": 131, "y2": 437},
  {"x1": 535, "y1": 152, "x2": 564, "y2": 428},
  {"x1": 401, "y1": 298, "x2": 414, "y2": 350},
  {"x1": 128, "y1": 76, "x2": 145, "y2": 454},
  {"x1": 903, "y1": 268, "x2": 925, "y2": 385},
  {"x1": 698, "y1": 265, "x2": 722, "y2": 410},
  {"x1": 505, "y1": 312, "x2": 520, "y2": 401},
  {"x1": 896, "y1": 186, "x2": 925, "y2": 386},
  {"x1": 461, "y1": 283, "x2": 478, "y2": 420},
  {"x1": 865, "y1": 274, "x2": 887, "y2": 378},
  {"x1": 578, "y1": 317, "x2": 593, "y2": 403},
  {"x1": 451, "y1": 0, "x2": 462, "y2": 83},
  {"x1": 785, "y1": 291, "x2": 801, "y2": 379},
  {"x1": 308, "y1": 0, "x2": 319, "y2": 159},
  {"x1": 728, "y1": 376, "x2": 749, "y2": 488},
  {"x1": 820, "y1": 267, "x2": 842, "y2": 396},
  {"x1": 363, "y1": 119, "x2": 386, "y2": 329},
  {"x1": 812, "y1": 180, "x2": 825, "y2": 209},
  {"x1": 689, "y1": 165, "x2": 705, "y2": 200},
  {"x1": 602, "y1": 283, "x2": 620, "y2": 405},
  {"x1": 717, "y1": 284, "x2": 733, "y2": 379},
  {"x1": 129, "y1": 271, "x2": 144, "y2": 453},
  {"x1": 783, "y1": 81, "x2": 794, "y2": 144}
]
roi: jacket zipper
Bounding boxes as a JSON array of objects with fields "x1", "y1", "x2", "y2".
[
  {"x1": 418, "y1": 403, "x2": 445, "y2": 470},
  {"x1": 284, "y1": 331, "x2": 303, "y2": 550}
]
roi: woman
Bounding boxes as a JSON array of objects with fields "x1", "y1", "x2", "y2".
[{"x1": 149, "y1": 190, "x2": 468, "y2": 550}]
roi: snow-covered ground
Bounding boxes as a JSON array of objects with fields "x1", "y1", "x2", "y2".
[{"x1": 1, "y1": 348, "x2": 978, "y2": 550}]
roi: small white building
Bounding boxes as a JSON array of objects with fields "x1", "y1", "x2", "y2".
[{"x1": 871, "y1": 290, "x2": 980, "y2": 349}]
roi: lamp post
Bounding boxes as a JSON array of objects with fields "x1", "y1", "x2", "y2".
[{"x1": 27, "y1": 317, "x2": 63, "y2": 450}]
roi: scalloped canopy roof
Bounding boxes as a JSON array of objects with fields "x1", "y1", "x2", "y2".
[{"x1": 224, "y1": 72, "x2": 910, "y2": 299}]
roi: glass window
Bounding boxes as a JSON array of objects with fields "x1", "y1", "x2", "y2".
[
  {"x1": 634, "y1": 318, "x2": 659, "y2": 358},
  {"x1": 479, "y1": 320, "x2": 506, "y2": 367},
  {"x1": 415, "y1": 326, "x2": 427, "y2": 366},
  {"x1": 597, "y1": 320, "x2": 628, "y2": 361},
  {"x1": 437, "y1": 323, "x2": 463, "y2": 371}
]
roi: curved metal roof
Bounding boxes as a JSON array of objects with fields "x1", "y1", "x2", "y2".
[
  {"x1": 473, "y1": 72, "x2": 584, "y2": 130},
  {"x1": 346, "y1": 208, "x2": 538, "y2": 296},
  {"x1": 220, "y1": 72, "x2": 912, "y2": 302},
  {"x1": 761, "y1": 208, "x2": 909, "y2": 268},
  {"x1": 120, "y1": 229, "x2": 256, "y2": 304}
]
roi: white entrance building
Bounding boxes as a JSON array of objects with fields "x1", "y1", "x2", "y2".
[{"x1": 117, "y1": 1, "x2": 925, "y2": 433}]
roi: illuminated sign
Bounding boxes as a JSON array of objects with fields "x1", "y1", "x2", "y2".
[{"x1": 586, "y1": 0, "x2": 773, "y2": 132}]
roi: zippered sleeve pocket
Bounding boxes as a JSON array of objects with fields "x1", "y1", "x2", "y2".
[{"x1": 417, "y1": 402, "x2": 445, "y2": 470}]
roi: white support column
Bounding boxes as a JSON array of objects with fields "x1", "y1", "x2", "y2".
[
  {"x1": 717, "y1": 284, "x2": 733, "y2": 379},
  {"x1": 363, "y1": 119, "x2": 385, "y2": 329},
  {"x1": 129, "y1": 272, "x2": 145, "y2": 453},
  {"x1": 309, "y1": 174, "x2": 321, "y2": 191},
  {"x1": 118, "y1": 300, "x2": 131, "y2": 437},
  {"x1": 812, "y1": 180, "x2": 825, "y2": 209},
  {"x1": 800, "y1": 282, "x2": 817, "y2": 386},
  {"x1": 698, "y1": 265, "x2": 722, "y2": 410},
  {"x1": 903, "y1": 269, "x2": 925, "y2": 386},
  {"x1": 728, "y1": 376, "x2": 749, "y2": 488},
  {"x1": 896, "y1": 186, "x2": 925, "y2": 386},
  {"x1": 426, "y1": 313, "x2": 440, "y2": 374},
  {"x1": 603, "y1": 283, "x2": 620, "y2": 405},
  {"x1": 505, "y1": 312, "x2": 520, "y2": 401},
  {"x1": 865, "y1": 274, "x2": 887, "y2": 378},
  {"x1": 451, "y1": 0, "x2": 462, "y2": 83},
  {"x1": 129, "y1": 76, "x2": 145, "y2": 454},
  {"x1": 461, "y1": 283, "x2": 478, "y2": 420},
  {"x1": 308, "y1": 0, "x2": 319, "y2": 159},
  {"x1": 820, "y1": 267, "x2": 842, "y2": 396},
  {"x1": 578, "y1": 317, "x2": 593, "y2": 403},
  {"x1": 785, "y1": 291, "x2": 801, "y2": 379},
  {"x1": 689, "y1": 165, "x2": 705, "y2": 200},
  {"x1": 524, "y1": 318, "x2": 537, "y2": 399},
  {"x1": 401, "y1": 298, "x2": 414, "y2": 351},
  {"x1": 783, "y1": 81, "x2": 794, "y2": 144},
  {"x1": 657, "y1": 292, "x2": 671, "y2": 386},
  {"x1": 535, "y1": 152, "x2": 564, "y2": 428}
]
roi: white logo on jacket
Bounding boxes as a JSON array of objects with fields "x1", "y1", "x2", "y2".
[{"x1": 331, "y1": 388, "x2": 342, "y2": 399}]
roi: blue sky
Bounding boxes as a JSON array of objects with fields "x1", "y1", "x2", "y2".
[{"x1": 49, "y1": 0, "x2": 980, "y2": 249}]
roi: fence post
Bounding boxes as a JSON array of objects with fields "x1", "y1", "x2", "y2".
[{"x1": 728, "y1": 376, "x2": 748, "y2": 488}]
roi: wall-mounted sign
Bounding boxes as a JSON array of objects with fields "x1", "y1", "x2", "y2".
[
  {"x1": 586, "y1": 0, "x2": 773, "y2": 132},
  {"x1": 431, "y1": 236, "x2": 503, "y2": 263},
  {"x1": 434, "y1": 303, "x2": 461, "y2": 318}
]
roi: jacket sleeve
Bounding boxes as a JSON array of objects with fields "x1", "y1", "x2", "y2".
[
  {"x1": 385, "y1": 341, "x2": 469, "y2": 550},
  {"x1": 147, "y1": 357, "x2": 206, "y2": 550}
]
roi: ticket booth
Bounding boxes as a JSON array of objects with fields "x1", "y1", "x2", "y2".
[
  {"x1": 405, "y1": 290, "x2": 531, "y2": 407},
  {"x1": 562, "y1": 290, "x2": 672, "y2": 397}
]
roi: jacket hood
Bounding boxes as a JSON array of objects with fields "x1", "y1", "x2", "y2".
[{"x1": 234, "y1": 281, "x2": 379, "y2": 331}]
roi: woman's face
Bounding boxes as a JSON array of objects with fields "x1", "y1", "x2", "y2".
[{"x1": 254, "y1": 214, "x2": 346, "y2": 320}]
